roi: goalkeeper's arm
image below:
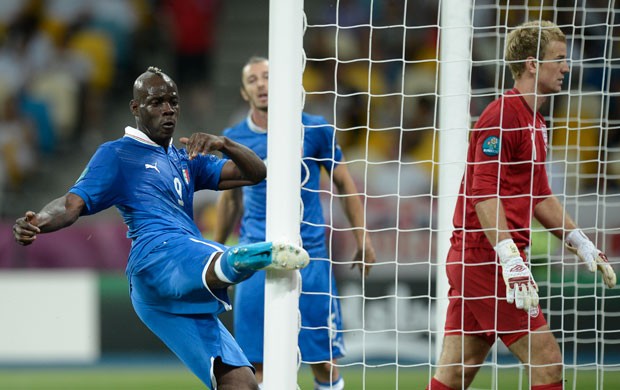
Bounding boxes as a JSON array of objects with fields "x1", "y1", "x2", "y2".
[
  {"x1": 475, "y1": 198, "x2": 539, "y2": 312},
  {"x1": 534, "y1": 196, "x2": 616, "y2": 288}
]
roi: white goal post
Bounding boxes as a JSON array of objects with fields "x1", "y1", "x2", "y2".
[
  {"x1": 265, "y1": 0, "x2": 620, "y2": 388},
  {"x1": 264, "y1": 0, "x2": 305, "y2": 389}
]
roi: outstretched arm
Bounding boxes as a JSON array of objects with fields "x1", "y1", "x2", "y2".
[
  {"x1": 533, "y1": 196, "x2": 577, "y2": 239},
  {"x1": 13, "y1": 193, "x2": 85, "y2": 246},
  {"x1": 213, "y1": 188, "x2": 244, "y2": 244},
  {"x1": 534, "y1": 196, "x2": 616, "y2": 288},
  {"x1": 180, "y1": 134, "x2": 266, "y2": 189},
  {"x1": 332, "y1": 162, "x2": 376, "y2": 276}
]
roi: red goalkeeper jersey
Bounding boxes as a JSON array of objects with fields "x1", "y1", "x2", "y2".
[{"x1": 450, "y1": 88, "x2": 553, "y2": 254}]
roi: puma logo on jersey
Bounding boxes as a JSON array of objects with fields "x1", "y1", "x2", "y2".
[{"x1": 145, "y1": 162, "x2": 160, "y2": 173}]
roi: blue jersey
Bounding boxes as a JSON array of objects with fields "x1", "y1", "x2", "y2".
[
  {"x1": 226, "y1": 114, "x2": 346, "y2": 363},
  {"x1": 69, "y1": 126, "x2": 227, "y2": 275},
  {"x1": 223, "y1": 113, "x2": 342, "y2": 249}
]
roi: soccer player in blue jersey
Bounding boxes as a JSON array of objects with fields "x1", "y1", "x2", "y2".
[
  {"x1": 214, "y1": 57, "x2": 377, "y2": 390},
  {"x1": 12, "y1": 66, "x2": 310, "y2": 390}
]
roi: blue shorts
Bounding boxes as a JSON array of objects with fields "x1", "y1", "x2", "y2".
[
  {"x1": 128, "y1": 235, "x2": 230, "y2": 314},
  {"x1": 133, "y1": 304, "x2": 252, "y2": 389},
  {"x1": 128, "y1": 235, "x2": 252, "y2": 388},
  {"x1": 233, "y1": 244, "x2": 345, "y2": 363}
]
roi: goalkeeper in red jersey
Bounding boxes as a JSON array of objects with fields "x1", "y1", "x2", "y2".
[{"x1": 428, "y1": 20, "x2": 617, "y2": 390}]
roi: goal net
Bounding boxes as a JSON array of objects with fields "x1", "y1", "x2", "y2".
[{"x1": 290, "y1": 0, "x2": 620, "y2": 388}]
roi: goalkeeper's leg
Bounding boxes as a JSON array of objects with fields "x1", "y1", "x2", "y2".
[{"x1": 214, "y1": 241, "x2": 309, "y2": 284}]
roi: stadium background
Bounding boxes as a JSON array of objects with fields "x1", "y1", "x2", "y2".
[{"x1": 0, "y1": 0, "x2": 619, "y2": 387}]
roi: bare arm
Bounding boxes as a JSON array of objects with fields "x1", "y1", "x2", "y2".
[
  {"x1": 535, "y1": 196, "x2": 615, "y2": 287},
  {"x1": 533, "y1": 196, "x2": 577, "y2": 240},
  {"x1": 13, "y1": 193, "x2": 85, "y2": 246},
  {"x1": 180, "y1": 134, "x2": 266, "y2": 189},
  {"x1": 213, "y1": 188, "x2": 244, "y2": 244},
  {"x1": 332, "y1": 162, "x2": 376, "y2": 276},
  {"x1": 474, "y1": 197, "x2": 513, "y2": 248}
]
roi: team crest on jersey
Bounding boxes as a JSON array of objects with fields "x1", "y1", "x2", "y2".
[
  {"x1": 182, "y1": 168, "x2": 190, "y2": 185},
  {"x1": 482, "y1": 136, "x2": 499, "y2": 156}
]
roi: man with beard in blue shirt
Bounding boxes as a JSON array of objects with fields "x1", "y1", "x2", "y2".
[{"x1": 215, "y1": 57, "x2": 376, "y2": 390}]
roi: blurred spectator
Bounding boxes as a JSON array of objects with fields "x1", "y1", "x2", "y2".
[
  {"x1": 157, "y1": 0, "x2": 221, "y2": 126},
  {"x1": 159, "y1": 0, "x2": 221, "y2": 87},
  {"x1": 0, "y1": 88, "x2": 37, "y2": 191}
]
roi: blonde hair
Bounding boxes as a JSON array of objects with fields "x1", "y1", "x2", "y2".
[{"x1": 505, "y1": 20, "x2": 566, "y2": 80}]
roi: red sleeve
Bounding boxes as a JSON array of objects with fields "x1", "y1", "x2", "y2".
[{"x1": 470, "y1": 104, "x2": 519, "y2": 204}]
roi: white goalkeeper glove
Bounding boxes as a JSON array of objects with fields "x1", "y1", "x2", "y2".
[
  {"x1": 495, "y1": 239, "x2": 539, "y2": 312},
  {"x1": 565, "y1": 229, "x2": 616, "y2": 288}
]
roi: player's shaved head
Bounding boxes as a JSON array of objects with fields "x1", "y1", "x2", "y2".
[{"x1": 133, "y1": 66, "x2": 176, "y2": 100}]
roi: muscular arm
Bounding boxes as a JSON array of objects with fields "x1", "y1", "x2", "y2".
[
  {"x1": 180, "y1": 134, "x2": 266, "y2": 190},
  {"x1": 13, "y1": 193, "x2": 85, "y2": 246},
  {"x1": 213, "y1": 188, "x2": 244, "y2": 244},
  {"x1": 533, "y1": 196, "x2": 577, "y2": 240},
  {"x1": 217, "y1": 137, "x2": 266, "y2": 189},
  {"x1": 474, "y1": 197, "x2": 513, "y2": 248},
  {"x1": 332, "y1": 163, "x2": 376, "y2": 276}
]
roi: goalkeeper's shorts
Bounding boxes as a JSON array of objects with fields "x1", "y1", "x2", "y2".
[{"x1": 444, "y1": 246, "x2": 548, "y2": 347}]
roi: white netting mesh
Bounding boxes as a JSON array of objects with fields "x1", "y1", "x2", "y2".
[{"x1": 300, "y1": 0, "x2": 620, "y2": 388}]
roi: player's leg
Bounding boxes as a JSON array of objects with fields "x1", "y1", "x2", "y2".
[
  {"x1": 430, "y1": 247, "x2": 497, "y2": 389},
  {"x1": 297, "y1": 247, "x2": 345, "y2": 389},
  {"x1": 214, "y1": 241, "x2": 309, "y2": 284},
  {"x1": 310, "y1": 360, "x2": 343, "y2": 390},
  {"x1": 506, "y1": 325, "x2": 563, "y2": 388},
  {"x1": 212, "y1": 358, "x2": 259, "y2": 390},
  {"x1": 232, "y1": 271, "x2": 266, "y2": 384},
  {"x1": 132, "y1": 303, "x2": 257, "y2": 389},
  {"x1": 431, "y1": 334, "x2": 491, "y2": 389}
]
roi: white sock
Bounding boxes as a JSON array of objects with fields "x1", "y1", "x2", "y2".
[
  {"x1": 314, "y1": 376, "x2": 344, "y2": 390},
  {"x1": 213, "y1": 257, "x2": 233, "y2": 284}
]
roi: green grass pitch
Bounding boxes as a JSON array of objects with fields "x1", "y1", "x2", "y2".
[{"x1": 0, "y1": 365, "x2": 618, "y2": 389}]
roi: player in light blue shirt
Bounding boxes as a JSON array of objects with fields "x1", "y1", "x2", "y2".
[
  {"x1": 12, "y1": 67, "x2": 309, "y2": 390},
  {"x1": 214, "y1": 57, "x2": 377, "y2": 390}
]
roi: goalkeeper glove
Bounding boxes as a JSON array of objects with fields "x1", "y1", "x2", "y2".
[
  {"x1": 565, "y1": 229, "x2": 616, "y2": 288},
  {"x1": 495, "y1": 239, "x2": 539, "y2": 312}
]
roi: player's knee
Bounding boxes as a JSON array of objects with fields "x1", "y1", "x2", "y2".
[
  {"x1": 311, "y1": 361, "x2": 339, "y2": 382},
  {"x1": 530, "y1": 348, "x2": 563, "y2": 384},
  {"x1": 534, "y1": 360, "x2": 563, "y2": 384},
  {"x1": 436, "y1": 361, "x2": 480, "y2": 389},
  {"x1": 213, "y1": 362, "x2": 258, "y2": 390}
]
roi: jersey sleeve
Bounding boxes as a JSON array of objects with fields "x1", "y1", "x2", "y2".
[
  {"x1": 69, "y1": 144, "x2": 121, "y2": 215},
  {"x1": 190, "y1": 153, "x2": 227, "y2": 191},
  {"x1": 469, "y1": 107, "x2": 519, "y2": 204}
]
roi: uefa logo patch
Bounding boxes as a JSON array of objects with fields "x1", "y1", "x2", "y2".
[{"x1": 482, "y1": 136, "x2": 499, "y2": 156}]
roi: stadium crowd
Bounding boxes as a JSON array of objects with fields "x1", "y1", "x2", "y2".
[
  {"x1": 1, "y1": 0, "x2": 618, "y2": 268},
  {"x1": 0, "y1": 0, "x2": 220, "y2": 196}
]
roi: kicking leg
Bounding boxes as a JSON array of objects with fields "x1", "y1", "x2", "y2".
[{"x1": 213, "y1": 241, "x2": 309, "y2": 284}]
